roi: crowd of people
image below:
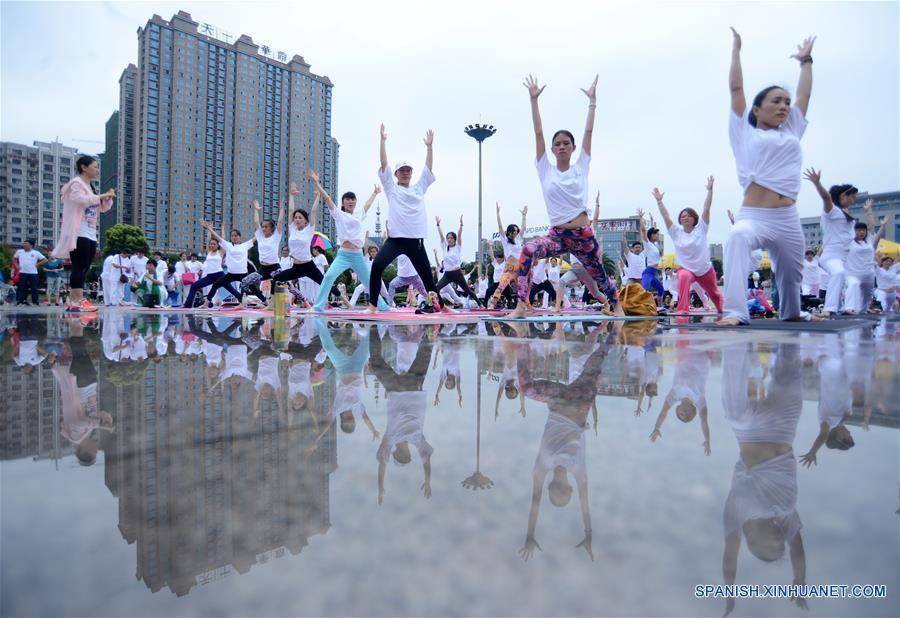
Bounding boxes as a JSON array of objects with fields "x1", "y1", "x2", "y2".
[{"x1": 4, "y1": 29, "x2": 897, "y2": 318}]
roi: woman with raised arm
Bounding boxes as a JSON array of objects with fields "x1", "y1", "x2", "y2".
[
  {"x1": 252, "y1": 197, "x2": 284, "y2": 291},
  {"x1": 271, "y1": 175, "x2": 326, "y2": 292},
  {"x1": 487, "y1": 203, "x2": 527, "y2": 309},
  {"x1": 506, "y1": 75, "x2": 619, "y2": 319},
  {"x1": 307, "y1": 177, "x2": 390, "y2": 312},
  {"x1": 718, "y1": 29, "x2": 815, "y2": 325},
  {"x1": 434, "y1": 215, "x2": 480, "y2": 306},
  {"x1": 803, "y1": 168, "x2": 856, "y2": 316},
  {"x1": 652, "y1": 177, "x2": 724, "y2": 314},
  {"x1": 843, "y1": 202, "x2": 887, "y2": 314},
  {"x1": 638, "y1": 208, "x2": 665, "y2": 299},
  {"x1": 368, "y1": 124, "x2": 445, "y2": 313},
  {"x1": 199, "y1": 218, "x2": 266, "y2": 308},
  {"x1": 184, "y1": 234, "x2": 236, "y2": 309}
]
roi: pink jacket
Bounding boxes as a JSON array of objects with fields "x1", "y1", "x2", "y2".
[{"x1": 52, "y1": 176, "x2": 112, "y2": 259}]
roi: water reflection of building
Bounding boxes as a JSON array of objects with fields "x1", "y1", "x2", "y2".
[
  {"x1": 0, "y1": 363, "x2": 74, "y2": 462},
  {"x1": 101, "y1": 354, "x2": 337, "y2": 596}
]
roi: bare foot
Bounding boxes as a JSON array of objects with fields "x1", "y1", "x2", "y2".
[
  {"x1": 715, "y1": 317, "x2": 745, "y2": 326},
  {"x1": 366, "y1": 304, "x2": 378, "y2": 314},
  {"x1": 504, "y1": 303, "x2": 528, "y2": 319},
  {"x1": 612, "y1": 303, "x2": 626, "y2": 317}
]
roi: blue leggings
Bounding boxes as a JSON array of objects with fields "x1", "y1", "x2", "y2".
[
  {"x1": 314, "y1": 248, "x2": 390, "y2": 311},
  {"x1": 641, "y1": 266, "x2": 665, "y2": 297}
]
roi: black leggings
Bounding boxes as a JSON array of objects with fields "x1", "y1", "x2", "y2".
[
  {"x1": 69, "y1": 237, "x2": 96, "y2": 290},
  {"x1": 529, "y1": 280, "x2": 557, "y2": 304},
  {"x1": 272, "y1": 261, "x2": 324, "y2": 286},
  {"x1": 185, "y1": 272, "x2": 241, "y2": 308},
  {"x1": 259, "y1": 263, "x2": 280, "y2": 281},
  {"x1": 369, "y1": 238, "x2": 439, "y2": 307},
  {"x1": 436, "y1": 269, "x2": 479, "y2": 303},
  {"x1": 369, "y1": 331, "x2": 431, "y2": 392},
  {"x1": 205, "y1": 272, "x2": 265, "y2": 303}
]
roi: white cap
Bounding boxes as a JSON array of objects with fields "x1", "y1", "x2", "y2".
[{"x1": 393, "y1": 161, "x2": 413, "y2": 173}]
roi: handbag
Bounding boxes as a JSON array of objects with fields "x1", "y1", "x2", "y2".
[
  {"x1": 118, "y1": 257, "x2": 128, "y2": 283},
  {"x1": 181, "y1": 272, "x2": 197, "y2": 285}
]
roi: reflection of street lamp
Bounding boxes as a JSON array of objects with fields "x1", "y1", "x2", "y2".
[
  {"x1": 462, "y1": 359, "x2": 493, "y2": 491},
  {"x1": 464, "y1": 123, "x2": 497, "y2": 276}
]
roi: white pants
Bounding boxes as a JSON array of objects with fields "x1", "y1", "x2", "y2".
[
  {"x1": 723, "y1": 205, "x2": 804, "y2": 323},
  {"x1": 349, "y1": 279, "x2": 391, "y2": 306},
  {"x1": 819, "y1": 252, "x2": 847, "y2": 313},
  {"x1": 844, "y1": 272, "x2": 875, "y2": 313},
  {"x1": 440, "y1": 285, "x2": 462, "y2": 304},
  {"x1": 102, "y1": 276, "x2": 124, "y2": 305},
  {"x1": 875, "y1": 289, "x2": 897, "y2": 312}
]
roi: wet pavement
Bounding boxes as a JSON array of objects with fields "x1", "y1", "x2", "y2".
[{"x1": 1, "y1": 308, "x2": 898, "y2": 617}]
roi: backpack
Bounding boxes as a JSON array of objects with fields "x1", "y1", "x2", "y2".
[{"x1": 619, "y1": 283, "x2": 658, "y2": 317}]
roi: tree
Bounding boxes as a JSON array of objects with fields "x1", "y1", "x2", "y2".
[
  {"x1": 104, "y1": 224, "x2": 151, "y2": 256},
  {"x1": 0, "y1": 244, "x2": 13, "y2": 280},
  {"x1": 711, "y1": 257, "x2": 723, "y2": 280}
]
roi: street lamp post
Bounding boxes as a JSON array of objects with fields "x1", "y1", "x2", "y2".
[{"x1": 464, "y1": 123, "x2": 497, "y2": 277}]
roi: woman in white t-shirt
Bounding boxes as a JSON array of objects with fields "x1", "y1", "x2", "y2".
[
  {"x1": 308, "y1": 178, "x2": 390, "y2": 312},
  {"x1": 652, "y1": 177, "x2": 724, "y2": 313},
  {"x1": 435, "y1": 215, "x2": 480, "y2": 306},
  {"x1": 718, "y1": 29, "x2": 816, "y2": 326},
  {"x1": 199, "y1": 219, "x2": 267, "y2": 307},
  {"x1": 506, "y1": 75, "x2": 620, "y2": 318},
  {"x1": 488, "y1": 202, "x2": 527, "y2": 308},
  {"x1": 875, "y1": 256, "x2": 898, "y2": 313},
  {"x1": 368, "y1": 124, "x2": 445, "y2": 314},
  {"x1": 843, "y1": 213, "x2": 888, "y2": 314},
  {"x1": 638, "y1": 209, "x2": 665, "y2": 298},
  {"x1": 803, "y1": 169, "x2": 857, "y2": 315},
  {"x1": 272, "y1": 177, "x2": 326, "y2": 293},
  {"x1": 252, "y1": 197, "x2": 284, "y2": 288}
]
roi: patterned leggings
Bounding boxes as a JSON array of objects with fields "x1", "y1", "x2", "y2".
[
  {"x1": 490, "y1": 260, "x2": 519, "y2": 302},
  {"x1": 516, "y1": 225, "x2": 617, "y2": 304}
]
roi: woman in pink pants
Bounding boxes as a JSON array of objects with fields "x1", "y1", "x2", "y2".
[{"x1": 652, "y1": 176, "x2": 723, "y2": 314}]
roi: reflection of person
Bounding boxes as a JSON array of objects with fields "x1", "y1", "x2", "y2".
[
  {"x1": 650, "y1": 342, "x2": 713, "y2": 455},
  {"x1": 517, "y1": 343, "x2": 607, "y2": 562},
  {"x1": 369, "y1": 327, "x2": 434, "y2": 503},
  {"x1": 721, "y1": 342, "x2": 806, "y2": 616},
  {"x1": 801, "y1": 336, "x2": 855, "y2": 466},
  {"x1": 54, "y1": 322, "x2": 114, "y2": 465}
]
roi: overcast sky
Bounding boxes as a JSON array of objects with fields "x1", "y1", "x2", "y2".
[{"x1": 2, "y1": 1, "x2": 897, "y2": 255}]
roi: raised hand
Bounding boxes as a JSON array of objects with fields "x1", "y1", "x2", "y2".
[
  {"x1": 496, "y1": 201, "x2": 501, "y2": 213},
  {"x1": 637, "y1": 207, "x2": 645, "y2": 220},
  {"x1": 864, "y1": 198, "x2": 874, "y2": 211},
  {"x1": 423, "y1": 130, "x2": 434, "y2": 147},
  {"x1": 595, "y1": 191, "x2": 600, "y2": 206},
  {"x1": 520, "y1": 205, "x2": 528, "y2": 216},
  {"x1": 580, "y1": 74, "x2": 599, "y2": 103},
  {"x1": 803, "y1": 167, "x2": 822, "y2": 184},
  {"x1": 459, "y1": 214, "x2": 464, "y2": 225},
  {"x1": 706, "y1": 175, "x2": 715, "y2": 191},
  {"x1": 307, "y1": 169, "x2": 320, "y2": 183},
  {"x1": 523, "y1": 74, "x2": 545, "y2": 99},
  {"x1": 421, "y1": 481, "x2": 432, "y2": 499},
  {"x1": 290, "y1": 180, "x2": 299, "y2": 195},
  {"x1": 727, "y1": 209, "x2": 736, "y2": 225},
  {"x1": 373, "y1": 184, "x2": 382, "y2": 195},
  {"x1": 880, "y1": 215, "x2": 889, "y2": 227},
  {"x1": 799, "y1": 452, "x2": 817, "y2": 468},
  {"x1": 652, "y1": 188, "x2": 665, "y2": 203},
  {"x1": 576, "y1": 534, "x2": 595, "y2": 562},
  {"x1": 252, "y1": 200, "x2": 261, "y2": 211},
  {"x1": 518, "y1": 536, "x2": 542, "y2": 562},
  {"x1": 650, "y1": 428, "x2": 661, "y2": 442},
  {"x1": 380, "y1": 123, "x2": 387, "y2": 141},
  {"x1": 730, "y1": 26, "x2": 741, "y2": 51},
  {"x1": 790, "y1": 35, "x2": 816, "y2": 61},
  {"x1": 435, "y1": 216, "x2": 441, "y2": 226}
]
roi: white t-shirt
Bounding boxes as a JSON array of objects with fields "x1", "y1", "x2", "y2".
[
  {"x1": 476, "y1": 277, "x2": 488, "y2": 296},
  {"x1": 536, "y1": 152, "x2": 590, "y2": 226},
  {"x1": 15, "y1": 340, "x2": 45, "y2": 367},
  {"x1": 397, "y1": 254, "x2": 417, "y2": 278},
  {"x1": 332, "y1": 207, "x2": 366, "y2": 248},
  {"x1": 379, "y1": 164, "x2": 435, "y2": 238},
  {"x1": 220, "y1": 240, "x2": 253, "y2": 275},
  {"x1": 78, "y1": 203, "x2": 100, "y2": 241},
  {"x1": 845, "y1": 237, "x2": 877, "y2": 276},
  {"x1": 668, "y1": 219, "x2": 712, "y2": 276},
  {"x1": 801, "y1": 258, "x2": 821, "y2": 287},
  {"x1": 501, "y1": 236, "x2": 522, "y2": 261},
  {"x1": 187, "y1": 259, "x2": 203, "y2": 275},
  {"x1": 14, "y1": 249, "x2": 45, "y2": 274},
  {"x1": 723, "y1": 452, "x2": 801, "y2": 543},
  {"x1": 279, "y1": 256, "x2": 294, "y2": 271},
  {"x1": 532, "y1": 260, "x2": 547, "y2": 284},
  {"x1": 255, "y1": 228, "x2": 282, "y2": 264},
  {"x1": 820, "y1": 207, "x2": 854, "y2": 256},
  {"x1": 313, "y1": 253, "x2": 328, "y2": 273},
  {"x1": 491, "y1": 259, "x2": 504, "y2": 282},
  {"x1": 131, "y1": 255, "x2": 149, "y2": 278},
  {"x1": 547, "y1": 264, "x2": 561, "y2": 284},
  {"x1": 288, "y1": 224, "x2": 314, "y2": 262},
  {"x1": 624, "y1": 251, "x2": 646, "y2": 280},
  {"x1": 728, "y1": 106, "x2": 807, "y2": 201},
  {"x1": 202, "y1": 251, "x2": 223, "y2": 275},
  {"x1": 442, "y1": 241, "x2": 462, "y2": 271},
  {"x1": 101, "y1": 254, "x2": 120, "y2": 279},
  {"x1": 644, "y1": 240, "x2": 661, "y2": 267},
  {"x1": 255, "y1": 356, "x2": 281, "y2": 394},
  {"x1": 876, "y1": 264, "x2": 898, "y2": 290}
]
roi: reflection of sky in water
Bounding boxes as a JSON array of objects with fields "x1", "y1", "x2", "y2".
[{"x1": 1, "y1": 313, "x2": 898, "y2": 617}]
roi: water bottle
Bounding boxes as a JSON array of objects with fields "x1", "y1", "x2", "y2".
[{"x1": 273, "y1": 282, "x2": 288, "y2": 318}]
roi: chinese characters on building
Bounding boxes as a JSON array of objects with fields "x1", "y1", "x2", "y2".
[{"x1": 199, "y1": 22, "x2": 289, "y2": 63}]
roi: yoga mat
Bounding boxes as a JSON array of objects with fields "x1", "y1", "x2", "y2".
[
  {"x1": 482, "y1": 313, "x2": 663, "y2": 323},
  {"x1": 662, "y1": 318, "x2": 872, "y2": 332}
]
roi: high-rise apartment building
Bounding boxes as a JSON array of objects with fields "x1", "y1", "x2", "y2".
[
  {"x1": 0, "y1": 140, "x2": 92, "y2": 249},
  {"x1": 123, "y1": 11, "x2": 337, "y2": 252},
  {"x1": 99, "y1": 111, "x2": 119, "y2": 246}
]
